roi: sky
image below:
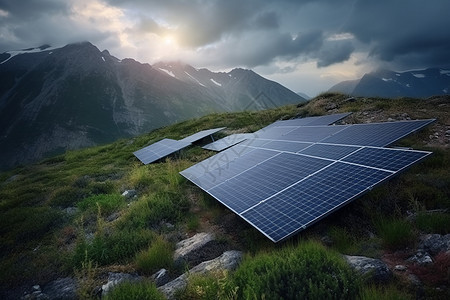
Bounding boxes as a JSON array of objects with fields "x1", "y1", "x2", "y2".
[{"x1": 1, "y1": 0, "x2": 450, "y2": 97}]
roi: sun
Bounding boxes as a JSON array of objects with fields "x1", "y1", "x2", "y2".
[{"x1": 163, "y1": 35, "x2": 176, "y2": 45}]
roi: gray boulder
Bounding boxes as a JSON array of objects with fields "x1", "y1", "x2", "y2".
[
  {"x1": 159, "y1": 250, "x2": 243, "y2": 300},
  {"x1": 344, "y1": 255, "x2": 392, "y2": 283},
  {"x1": 42, "y1": 277, "x2": 77, "y2": 300},
  {"x1": 417, "y1": 234, "x2": 450, "y2": 256},
  {"x1": 151, "y1": 268, "x2": 170, "y2": 287},
  {"x1": 173, "y1": 232, "x2": 226, "y2": 268},
  {"x1": 101, "y1": 272, "x2": 142, "y2": 297}
]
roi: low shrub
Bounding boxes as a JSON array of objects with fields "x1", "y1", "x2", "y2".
[
  {"x1": 103, "y1": 281, "x2": 165, "y2": 300},
  {"x1": 415, "y1": 212, "x2": 450, "y2": 234},
  {"x1": 178, "y1": 271, "x2": 237, "y2": 300},
  {"x1": 375, "y1": 218, "x2": 416, "y2": 250},
  {"x1": 135, "y1": 236, "x2": 173, "y2": 274},
  {"x1": 77, "y1": 193, "x2": 124, "y2": 215},
  {"x1": 232, "y1": 240, "x2": 360, "y2": 299},
  {"x1": 72, "y1": 228, "x2": 154, "y2": 267},
  {"x1": 359, "y1": 284, "x2": 412, "y2": 300}
]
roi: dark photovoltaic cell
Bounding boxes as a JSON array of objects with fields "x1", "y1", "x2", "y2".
[
  {"x1": 134, "y1": 138, "x2": 191, "y2": 164},
  {"x1": 259, "y1": 140, "x2": 312, "y2": 152},
  {"x1": 202, "y1": 133, "x2": 251, "y2": 151},
  {"x1": 180, "y1": 114, "x2": 434, "y2": 243},
  {"x1": 321, "y1": 119, "x2": 435, "y2": 146},
  {"x1": 187, "y1": 148, "x2": 279, "y2": 191},
  {"x1": 179, "y1": 127, "x2": 226, "y2": 143},
  {"x1": 281, "y1": 126, "x2": 347, "y2": 142},
  {"x1": 298, "y1": 144, "x2": 360, "y2": 160},
  {"x1": 209, "y1": 153, "x2": 331, "y2": 213},
  {"x1": 241, "y1": 162, "x2": 392, "y2": 242},
  {"x1": 342, "y1": 147, "x2": 431, "y2": 172}
]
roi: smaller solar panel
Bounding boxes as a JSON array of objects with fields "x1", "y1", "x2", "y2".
[
  {"x1": 179, "y1": 127, "x2": 226, "y2": 143},
  {"x1": 202, "y1": 133, "x2": 251, "y2": 151},
  {"x1": 133, "y1": 138, "x2": 191, "y2": 164}
]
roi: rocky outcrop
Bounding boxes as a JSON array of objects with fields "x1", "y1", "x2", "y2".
[
  {"x1": 101, "y1": 272, "x2": 143, "y2": 297},
  {"x1": 344, "y1": 255, "x2": 392, "y2": 283},
  {"x1": 417, "y1": 234, "x2": 450, "y2": 255},
  {"x1": 173, "y1": 232, "x2": 227, "y2": 268},
  {"x1": 158, "y1": 250, "x2": 243, "y2": 300}
]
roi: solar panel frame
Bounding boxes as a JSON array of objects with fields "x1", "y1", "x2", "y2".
[
  {"x1": 202, "y1": 133, "x2": 252, "y2": 151},
  {"x1": 321, "y1": 119, "x2": 435, "y2": 146},
  {"x1": 179, "y1": 127, "x2": 226, "y2": 143},
  {"x1": 133, "y1": 138, "x2": 192, "y2": 164}
]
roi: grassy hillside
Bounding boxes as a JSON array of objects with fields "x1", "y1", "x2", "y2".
[{"x1": 0, "y1": 93, "x2": 449, "y2": 299}]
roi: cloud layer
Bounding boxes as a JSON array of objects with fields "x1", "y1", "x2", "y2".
[{"x1": 1, "y1": 0, "x2": 449, "y2": 95}]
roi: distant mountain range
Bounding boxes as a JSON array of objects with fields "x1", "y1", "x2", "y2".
[
  {"x1": 0, "y1": 42, "x2": 305, "y2": 170},
  {"x1": 329, "y1": 68, "x2": 450, "y2": 98}
]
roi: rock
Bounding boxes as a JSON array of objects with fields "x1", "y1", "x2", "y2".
[
  {"x1": 394, "y1": 265, "x2": 407, "y2": 272},
  {"x1": 344, "y1": 255, "x2": 392, "y2": 284},
  {"x1": 106, "y1": 212, "x2": 120, "y2": 222},
  {"x1": 407, "y1": 273, "x2": 422, "y2": 286},
  {"x1": 42, "y1": 277, "x2": 77, "y2": 300},
  {"x1": 151, "y1": 269, "x2": 170, "y2": 287},
  {"x1": 418, "y1": 234, "x2": 450, "y2": 256},
  {"x1": 101, "y1": 272, "x2": 142, "y2": 297},
  {"x1": 121, "y1": 189, "x2": 137, "y2": 199},
  {"x1": 407, "y1": 251, "x2": 433, "y2": 265},
  {"x1": 159, "y1": 250, "x2": 243, "y2": 300},
  {"x1": 325, "y1": 103, "x2": 338, "y2": 110},
  {"x1": 173, "y1": 232, "x2": 226, "y2": 267},
  {"x1": 63, "y1": 207, "x2": 77, "y2": 216}
]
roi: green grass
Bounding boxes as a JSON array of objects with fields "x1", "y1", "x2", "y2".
[
  {"x1": 231, "y1": 240, "x2": 360, "y2": 299},
  {"x1": 415, "y1": 212, "x2": 450, "y2": 234},
  {"x1": 0, "y1": 94, "x2": 448, "y2": 298},
  {"x1": 135, "y1": 236, "x2": 174, "y2": 274},
  {"x1": 375, "y1": 218, "x2": 416, "y2": 250},
  {"x1": 103, "y1": 280, "x2": 166, "y2": 300}
]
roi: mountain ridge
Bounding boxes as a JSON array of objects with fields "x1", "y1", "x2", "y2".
[
  {"x1": 0, "y1": 42, "x2": 305, "y2": 170},
  {"x1": 329, "y1": 67, "x2": 450, "y2": 98}
]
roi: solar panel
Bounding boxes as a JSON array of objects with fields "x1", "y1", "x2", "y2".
[
  {"x1": 298, "y1": 144, "x2": 360, "y2": 160},
  {"x1": 179, "y1": 127, "x2": 226, "y2": 143},
  {"x1": 342, "y1": 147, "x2": 430, "y2": 172},
  {"x1": 321, "y1": 119, "x2": 435, "y2": 146},
  {"x1": 180, "y1": 116, "x2": 434, "y2": 243},
  {"x1": 264, "y1": 112, "x2": 351, "y2": 128},
  {"x1": 280, "y1": 126, "x2": 347, "y2": 142},
  {"x1": 241, "y1": 162, "x2": 392, "y2": 242},
  {"x1": 202, "y1": 133, "x2": 251, "y2": 151},
  {"x1": 134, "y1": 138, "x2": 191, "y2": 164}
]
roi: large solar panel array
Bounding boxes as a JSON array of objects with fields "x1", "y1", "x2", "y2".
[{"x1": 181, "y1": 114, "x2": 435, "y2": 242}]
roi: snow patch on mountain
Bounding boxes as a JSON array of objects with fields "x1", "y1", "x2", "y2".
[
  {"x1": 185, "y1": 71, "x2": 206, "y2": 87},
  {"x1": 159, "y1": 68, "x2": 176, "y2": 78},
  {"x1": 382, "y1": 78, "x2": 393, "y2": 82},
  {"x1": 413, "y1": 73, "x2": 426, "y2": 78},
  {"x1": 210, "y1": 78, "x2": 222, "y2": 86},
  {"x1": 1, "y1": 45, "x2": 60, "y2": 64}
]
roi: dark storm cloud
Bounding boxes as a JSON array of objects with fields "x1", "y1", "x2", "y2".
[
  {"x1": 317, "y1": 40, "x2": 355, "y2": 68},
  {"x1": 0, "y1": 0, "x2": 449, "y2": 72},
  {"x1": 343, "y1": 0, "x2": 450, "y2": 69}
]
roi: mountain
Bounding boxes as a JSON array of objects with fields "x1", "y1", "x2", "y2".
[
  {"x1": 296, "y1": 92, "x2": 311, "y2": 100},
  {"x1": 0, "y1": 42, "x2": 305, "y2": 170},
  {"x1": 328, "y1": 68, "x2": 450, "y2": 98}
]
